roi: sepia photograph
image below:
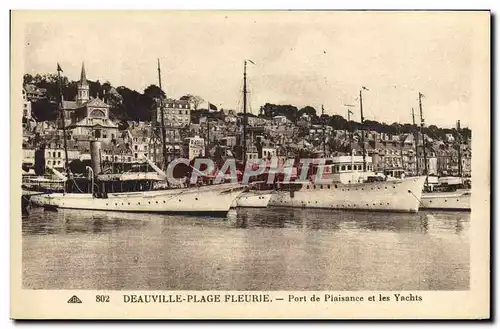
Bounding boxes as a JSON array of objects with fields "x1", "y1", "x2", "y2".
[{"x1": 10, "y1": 9, "x2": 490, "y2": 319}]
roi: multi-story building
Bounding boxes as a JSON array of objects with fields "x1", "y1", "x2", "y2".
[
  {"x1": 223, "y1": 109, "x2": 238, "y2": 124},
  {"x1": 155, "y1": 98, "x2": 192, "y2": 128},
  {"x1": 22, "y1": 88, "x2": 32, "y2": 120},
  {"x1": 262, "y1": 147, "x2": 277, "y2": 159},
  {"x1": 183, "y1": 136, "x2": 205, "y2": 160},
  {"x1": 22, "y1": 148, "x2": 35, "y2": 167},
  {"x1": 23, "y1": 84, "x2": 47, "y2": 102}
]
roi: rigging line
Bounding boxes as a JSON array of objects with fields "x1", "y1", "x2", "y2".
[{"x1": 408, "y1": 189, "x2": 442, "y2": 217}]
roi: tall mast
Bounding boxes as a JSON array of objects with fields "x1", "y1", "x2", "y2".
[
  {"x1": 398, "y1": 126, "x2": 404, "y2": 170},
  {"x1": 206, "y1": 117, "x2": 210, "y2": 157},
  {"x1": 56, "y1": 63, "x2": 70, "y2": 193},
  {"x1": 322, "y1": 105, "x2": 326, "y2": 156},
  {"x1": 412, "y1": 107, "x2": 419, "y2": 175},
  {"x1": 359, "y1": 87, "x2": 367, "y2": 172},
  {"x1": 242, "y1": 60, "x2": 248, "y2": 165},
  {"x1": 347, "y1": 109, "x2": 350, "y2": 152},
  {"x1": 344, "y1": 104, "x2": 354, "y2": 153},
  {"x1": 157, "y1": 59, "x2": 168, "y2": 171},
  {"x1": 457, "y1": 120, "x2": 462, "y2": 177},
  {"x1": 419, "y1": 92, "x2": 427, "y2": 175}
]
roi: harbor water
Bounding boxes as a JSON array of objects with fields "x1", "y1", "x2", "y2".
[{"x1": 22, "y1": 207, "x2": 469, "y2": 291}]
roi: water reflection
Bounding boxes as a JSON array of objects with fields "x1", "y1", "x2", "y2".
[
  {"x1": 23, "y1": 207, "x2": 469, "y2": 236},
  {"x1": 22, "y1": 207, "x2": 470, "y2": 291},
  {"x1": 232, "y1": 207, "x2": 435, "y2": 234}
]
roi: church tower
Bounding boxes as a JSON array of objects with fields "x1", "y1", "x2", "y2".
[{"x1": 76, "y1": 62, "x2": 90, "y2": 105}]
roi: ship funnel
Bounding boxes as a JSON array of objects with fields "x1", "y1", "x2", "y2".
[{"x1": 90, "y1": 141, "x2": 102, "y2": 175}]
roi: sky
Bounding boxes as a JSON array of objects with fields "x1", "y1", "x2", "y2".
[{"x1": 20, "y1": 11, "x2": 488, "y2": 128}]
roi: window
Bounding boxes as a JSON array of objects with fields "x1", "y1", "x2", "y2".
[
  {"x1": 144, "y1": 145, "x2": 147, "y2": 150},
  {"x1": 347, "y1": 165, "x2": 352, "y2": 170},
  {"x1": 341, "y1": 165, "x2": 346, "y2": 171},
  {"x1": 134, "y1": 153, "x2": 138, "y2": 159},
  {"x1": 185, "y1": 110, "x2": 188, "y2": 115},
  {"x1": 47, "y1": 160, "x2": 51, "y2": 165},
  {"x1": 128, "y1": 157, "x2": 131, "y2": 162},
  {"x1": 57, "y1": 152, "x2": 61, "y2": 157},
  {"x1": 179, "y1": 110, "x2": 182, "y2": 115},
  {"x1": 103, "y1": 134, "x2": 107, "y2": 138},
  {"x1": 134, "y1": 145, "x2": 138, "y2": 150},
  {"x1": 53, "y1": 152, "x2": 56, "y2": 157}
]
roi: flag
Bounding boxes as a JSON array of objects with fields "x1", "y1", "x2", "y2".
[
  {"x1": 247, "y1": 59, "x2": 256, "y2": 65},
  {"x1": 208, "y1": 103, "x2": 218, "y2": 111},
  {"x1": 57, "y1": 63, "x2": 63, "y2": 72},
  {"x1": 348, "y1": 110, "x2": 354, "y2": 115},
  {"x1": 362, "y1": 86, "x2": 369, "y2": 91}
]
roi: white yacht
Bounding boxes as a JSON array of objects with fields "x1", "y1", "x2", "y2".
[
  {"x1": 420, "y1": 176, "x2": 471, "y2": 211},
  {"x1": 268, "y1": 155, "x2": 426, "y2": 213},
  {"x1": 30, "y1": 173, "x2": 245, "y2": 216},
  {"x1": 231, "y1": 187, "x2": 273, "y2": 208}
]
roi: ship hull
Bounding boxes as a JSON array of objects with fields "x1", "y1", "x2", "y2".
[
  {"x1": 268, "y1": 176, "x2": 426, "y2": 213},
  {"x1": 420, "y1": 190, "x2": 471, "y2": 211},
  {"x1": 232, "y1": 191, "x2": 273, "y2": 208},
  {"x1": 30, "y1": 183, "x2": 244, "y2": 215}
]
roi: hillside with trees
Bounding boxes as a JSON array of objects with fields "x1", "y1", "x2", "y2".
[
  {"x1": 23, "y1": 73, "x2": 471, "y2": 142},
  {"x1": 258, "y1": 103, "x2": 471, "y2": 142}
]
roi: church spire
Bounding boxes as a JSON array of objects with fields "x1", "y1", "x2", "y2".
[
  {"x1": 80, "y1": 62, "x2": 87, "y2": 85},
  {"x1": 76, "y1": 61, "x2": 90, "y2": 105}
]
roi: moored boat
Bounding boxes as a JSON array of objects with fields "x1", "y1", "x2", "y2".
[
  {"x1": 266, "y1": 154, "x2": 426, "y2": 213},
  {"x1": 419, "y1": 176, "x2": 471, "y2": 211},
  {"x1": 268, "y1": 176, "x2": 426, "y2": 213},
  {"x1": 232, "y1": 190, "x2": 273, "y2": 208},
  {"x1": 420, "y1": 190, "x2": 470, "y2": 211},
  {"x1": 31, "y1": 182, "x2": 245, "y2": 216}
]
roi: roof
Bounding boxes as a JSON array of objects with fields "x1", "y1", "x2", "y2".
[
  {"x1": 79, "y1": 62, "x2": 88, "y2": 86},
  {"x1": 69, "y1": 117, "x2": 118, "y2": 129},
  {"x1": 128, "y1": 127, "x2": 150, "y2": 138},
  {"x1": 24, "y1": 84, "x2": 46, "y2": 95},
  {"x1": 165, "y1": 98, "x2": 190, "y2": 106},
  {"x1": 86, "y1": 97, "x2": 110, "y2": 108},
  {"x1": 62, "y1": 101, "x2": 80, "y2": 110}
]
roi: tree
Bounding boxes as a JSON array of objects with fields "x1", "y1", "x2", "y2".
[
  {"x1": 89, "y1": 80, "x2": 101, "y2": 99},
  {"x1": 144, "y1": 84, "x2": 166, "y2": 99},
  {"x1": 117, "y1": 86, "x2": 154, "y2": 122},
  {"x1": 23, "y1": 73, "x2": 34, "y2": 86},
  {"x1": 298, "y1": 106, "x2": 317, "y2": 118},
  {"x1": 31, "y1": 99, "x2": 58, "y2": 121},
  {"x1": 259, "y1": 103, "x2": 299, "y2": 123},
  {"x1": 180, "y1": 94, "x2": 204, "y2": 110}
]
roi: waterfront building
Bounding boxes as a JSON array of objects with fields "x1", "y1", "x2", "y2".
[
  {"x1": 183, "y1": 136, "x2": 205, "y2": 160},
  {"x1": 155, "y1": 98, "x2": 192, "y2": 128},
  {"x1": 22, "y1": 88, "x2": 32, "y2": 120}
]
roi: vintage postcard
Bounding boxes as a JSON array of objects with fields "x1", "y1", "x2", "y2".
[{"x1": 10, "y1": 10, "x2": 490, "y2": 319}]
